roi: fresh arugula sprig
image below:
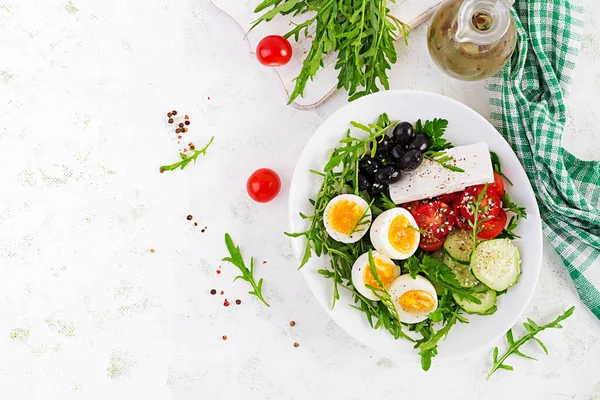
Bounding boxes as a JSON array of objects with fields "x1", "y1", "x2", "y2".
[
  {"x1": 467, "y1": 184, "x2": 490, "y2": 252},
  {"x1": 365, "y1": 250, "x2": 412, "y2": 341},
  {"x1": 414, "y1": 119, "x2": 464, "y2": 172},
  {"x1": 487, "y1": 306, "x2": 575, "y2": 380},
  {"x1": 490, "y1": 151, "x2": 513, "y2": 185},
  {"x1": 410, "y1": 290, "x2": 469, "y2": 370},
  {"x1": 222, "y1": 233, "x2": 270, "y2": 307},
  {"x1": 252, "y1": 0, "x2": 410, "y2": 103},
  {"x1": 497, "y1": 192, "x2": 528, "y2": 239},
  {"x1": 160, "y1": 136, "x2": 215, "y2": 172},
  {"x1": 348, "y1": 200, "x2": 374, "y2": 236}
]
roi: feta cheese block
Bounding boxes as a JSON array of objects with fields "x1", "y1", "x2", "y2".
[{"x1": 389, "y1": 142, "x2": 494, "y2": 204}]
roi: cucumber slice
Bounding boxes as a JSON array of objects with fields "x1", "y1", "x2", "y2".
[
  {"x1": 471, "y1": 239, "x2": 521, "y2": 291},
  {"x1": 453, "y1": 289, "x2": 497, "y2": 314},
  {"x1": 431, "y1": 248, "x2": 445, "y2": 261},
  {"x1": 443, "y1": 254, "x2": 479, "y2": 287},
  {"x1": 443, "y1": 230, "x2": 476, "y2": 265}
]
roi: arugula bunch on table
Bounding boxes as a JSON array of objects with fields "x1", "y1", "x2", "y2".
[{"x1": 252, "y1": 0, "x2": 409, "y2": 103}]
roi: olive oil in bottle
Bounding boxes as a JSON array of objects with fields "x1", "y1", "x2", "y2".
[{"x1": 427, "y1": 0, "x2": 517, "y2": 81}]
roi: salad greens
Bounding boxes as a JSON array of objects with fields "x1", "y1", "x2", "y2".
[
  {"x1": 160, "y1": 136, "x2": 215, "y2": 172},
  {"x1": 222, "y1": 233, "x2": 270, "y2": 307},
  {"x1": 498, "y1": 192, "x2": 528, "y2": 239},
  {"x1": 289, "y1": 112, "x2": 570, "y2": 374},
  {"x1": 414, "y1": 118, "x2": 464, "y2": 172},
  {"x1": 487, "y1": 306, "x2": 575, "y2": 380},
  {"x1": 251, "y1": 0, "x2": 410, "y2": 103}
]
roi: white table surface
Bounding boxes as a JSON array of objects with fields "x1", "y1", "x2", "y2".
[{"x1": 1, "y1": 1, "x2": 599, "y2": 399}]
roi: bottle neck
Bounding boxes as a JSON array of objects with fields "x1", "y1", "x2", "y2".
[{"x1": 455, "y1": 0, "x2": 513, "y2": 45}]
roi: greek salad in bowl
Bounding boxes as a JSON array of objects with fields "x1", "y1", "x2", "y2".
[{"x1": 288, "y1": 112, "x2": 528, "y2": 370}]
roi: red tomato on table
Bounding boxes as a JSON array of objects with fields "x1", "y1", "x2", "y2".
[
  {"x1": 256, "y1": 35, "x2": 293, "y2": 66},
  {"x1": 247, "y1": 168, "x2": 281, "y2": 203}
]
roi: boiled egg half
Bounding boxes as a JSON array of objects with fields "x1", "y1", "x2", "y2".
[
  {"x1": 389, "y1": 274, "x2": 439, "y2": 323},
  {"x1": 351, "y1": 251, "x2": 401, "y2": 301},
  {"x1": 370, "y1": 208, "x2": 420, "y2": 260},
  {"x1": 323, "y1": 194, "x2": 371, "y2": 243}
]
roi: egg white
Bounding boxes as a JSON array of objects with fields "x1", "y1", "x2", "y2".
[
  {"x1": 389, "y1": 274, "x2": 439, "y2": 323},
  {"x1": 369, "y1": 208, "x2": 420, "y2": 260},
  {"x1": 323, "y1": 194, "x2": 371, "y2": 243},
  {"x1": 351, "y1": 251, "x2": 400, "y2": 301}
]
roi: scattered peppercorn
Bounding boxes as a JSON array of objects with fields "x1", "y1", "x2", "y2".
[
  {"x1": 235, "y1": 299, "x2": 241, "y2": 305},
  {"x1": 176, "y1": 128, "x2": 181, "y2": 133},
  {"x1": 216, "y1": 270, "x2": 221, "y2": 275},
  {"x1": 222, "y1": 335, "x2": 227, "y2": 341},
  {"x1": 167, "y1": 112, "x2": 172, "y2": 118},
  {"x1": 178, "y1": 136, "x2": 182, "y2": 139},
  {"x1": 289, "y1": 321, "x2": 296, "y2": 327},
  {"x1": 186, "y1": 215, "x2": 193, "y2": 220},
  {"x1": 179, "y1": 122, "x2": 184, "y2": 128},
  {"x1": 194, "y1": 222, "x2": 198, "y2": 226},
  {"x1": 185, "y1": 120, "x2": 190, "y2": 126},
  {"x1": 223, "y1": 299, "x2": 230, "y2": 307},
  {"x1": 293, "y1": 342, "x2": 299, "y2": 348},
  {"x1": 168, "y1": 118, "x2": 174, "y2": 124},
  {"x1": 150, "y1": 248, "x2": 155, "y2": 253},
  {"x1": 159, "y1": 169, "x2": 164, "y2": 174},
  {"x1": 189, "y1": 143, "x2": 195, "y2": 150},
  {"x1": 201, "y1": 228, "x2": 206, "y2": 233},
  {"x1": 220, "y1": 290, "x2": 224, "y2": 295},
  {"x1": 172, "y1": 110, "x2": 178, "y2": 116},
  {"x1": 184, "y1": 115, "x2": 189, "y2": 120},
  {"x1": 183, "y1": 128, "x2": 189, "y2": 133},
  {"x1": 210, "y1": 289, "x2": 217, "y2": 295}
]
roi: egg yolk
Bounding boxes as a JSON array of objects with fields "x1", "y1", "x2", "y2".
[
  {"x1": 388, "y1": 215, "x2": 417, "y2": 253},
  {"x1": 399, "y1": 290, "x2": 435, "y2": 313},
  {"x1": 363, "y1": 257, "x2": 397, "y2": 289},
  {"x1": 327, "y1": 200, "x2": 364, "y2": 235}
]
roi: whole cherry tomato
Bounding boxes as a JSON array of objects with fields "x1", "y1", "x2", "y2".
[
  {"x1": 247, "y1": 168, "x2": 281, "y2": 203},
  {"x1": 256, "y1": 35, "x2": 293, "y2": 66}
]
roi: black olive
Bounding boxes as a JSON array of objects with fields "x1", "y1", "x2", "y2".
[
  {"x1": 398, "y1": 149, "x2": 423, "y2": 171},
  {"x1": 358, "y1": 173, "x2": 371, "y2": 191},
  {"x1": 359, "y1": 156, "x2": 379, "y2": 175},
  {"x1": 377, "y1": 153, "x2": 394, "y2": 166},
  {"x1": 392, "y1": 122, "x2": 415, "y2": 146},
  {"x1": 374, "y1": 165, "x2": 402, "y2": 185},
  {"x1": 368, "y1": 136, "x2": 394, "y2": 154},
  {"x1": 368, "y1": 181, "x2": 388, "y2": 196},
  {"x1": 389, "y1": 144, "x2": 405, "y2": 161},
  {"x1": 407, "y1": 134, "x2": 430, "y2": 153}
]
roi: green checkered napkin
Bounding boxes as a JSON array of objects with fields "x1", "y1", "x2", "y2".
[{"x1": 489, "y1": 0, "x2": 600, "y2": 318}]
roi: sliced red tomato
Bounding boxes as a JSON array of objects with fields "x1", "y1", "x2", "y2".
[
  {"x1": 437, "y1": 191, "x2": 462, "y2": 205},
  {"x1": 487, "y1": 172, "x2": 505, "y2": 197},
  {"x1": 415, "y1": 201, "x2": 455, "y2": 239},
  {"x1": 477, "y1": 209, "x2": 507, "y2": 239},
  {"x1": 401, "y1": 200, "x2": 425, "y2": 219},
  {"x1": 452, "y1": 198, "x2": 470, "y2": 230},
  {"x1": 419, "y1": 234, "x2": 445, "y2": 251},
  {"x1": 459, "y1": 185, "x2": 501, "y2": 222}
]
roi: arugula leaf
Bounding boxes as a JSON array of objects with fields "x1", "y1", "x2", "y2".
[
  {"x1": 415, "y1": 118, "x2": 463, "y2": 172},
  {"x1": 487, "y1": 306, "x2": 575, "y2": 380},
  {"x1": 160, "y1": 136, "x2": 215, "y2": 172},
  {"x1": 490, "y1": 151, "x2": 513, "y2": 185},
  {"x1": 419, "y1": 255, "x2": 482, "y2": 304},
  {"x1": 417, "y1": 118, "x2": 451, "y2": 151},
  {"x1": 497, "y1": 192, "x2": 527, "y2": 239},
  {"x1": 252, "y1": 0, "x2": 410, "y2": 103},
  {"x1": 222, "y1": 233, "x2": 270, "y2": 307},
  {"x1": 405, "y1": 256, "x2": 421, "y2": 279}
]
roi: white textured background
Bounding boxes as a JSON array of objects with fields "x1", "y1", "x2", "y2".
[{"x1": 1, "y1": 1, "x2": 599, "y2": 399}]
